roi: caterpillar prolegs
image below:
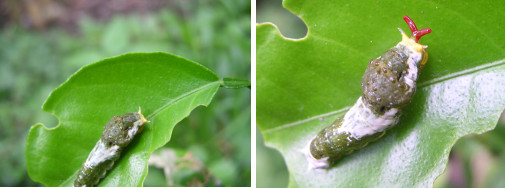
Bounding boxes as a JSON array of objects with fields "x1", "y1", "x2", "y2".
[
  {"x1": 304, "y1": 16, "x2": 431, "y2": 169},
  {"x1": 74, "y1": 108, "x2": 149, "y2": 187}
]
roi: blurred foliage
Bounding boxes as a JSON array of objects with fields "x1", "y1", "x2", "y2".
[
  {"x1": 256, "y1": 0, "x2": 306, "y2": 39},
  {"x1": 257, "y1": 1, "x2": 505, "y2": 188},
  {"x1": 0, "y1": 0, "x2": 250, "y2": 186},
  {"x1": 434, "y1": 113, "x2": 505, "y2": 188}
]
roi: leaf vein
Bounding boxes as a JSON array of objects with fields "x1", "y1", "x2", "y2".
[
  {"x1": 419, "y1": 58, "x2": 505, "y2": 87},
  {"x1": 263, "y1": 106, "x2": 351, "y2": 133},
  {"x1": 146, "y1": 81, "x2": 220, "y2": 119}
]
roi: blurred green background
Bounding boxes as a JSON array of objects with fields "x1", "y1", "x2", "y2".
[
  {"x1": 256, "y1": 0, "x2": 505, "y2": 188},
  {"x1": 0, "y1": 0, "x2": 250, "y2": 186}
]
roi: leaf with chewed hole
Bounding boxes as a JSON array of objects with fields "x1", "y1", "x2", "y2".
[
  {"x1": 257, "y1": 0, "x2": 505, "y2": 187},
  {"x1": 26, "y1": 52, "x2": 220, "y2": 186}
]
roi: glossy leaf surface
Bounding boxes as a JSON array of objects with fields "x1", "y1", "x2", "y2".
[
  {"x1": 26, "y1": 52, "x2": 220, "y2": 186},
  {"x1": 257, "y1": 0, "x2": 505, "y2": 187}
]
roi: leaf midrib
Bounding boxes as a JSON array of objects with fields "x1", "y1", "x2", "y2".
[
  {"x1": 147, "y1": 81, "x2": 220, "y2": 119},
  {"x1": 56, "y1": 81, "x2": 220, "y2": 187},
  {"x1": 262, "y1": 58, "x2": 505, "y2": 133}
]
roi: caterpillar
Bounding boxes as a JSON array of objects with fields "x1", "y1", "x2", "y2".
[
  {"x1": 74, "y1": 108, "x2": 149, "y2": 187},
  {"x1": 303, "y1": 15, "x2": 431, "y2": 169}
]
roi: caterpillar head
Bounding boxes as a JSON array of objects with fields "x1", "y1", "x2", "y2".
[
  {"x1": 101, "y1": 108, "x2": 149, "y2": 147},
  {"x1": 398, "y1": 15, "x2": 431, "y2": 70}
]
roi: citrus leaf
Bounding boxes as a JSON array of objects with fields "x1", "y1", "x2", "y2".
[
  {"x1": 26, "y1": 52, "x2": 220, "y2": 186},
  {"x1": 257, "y1": 0, "x2": 505, "y2": 187}
]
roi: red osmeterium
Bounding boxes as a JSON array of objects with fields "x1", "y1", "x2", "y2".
[{"x1": 403, "y1": 15, "x2": 432, "y2": 42}]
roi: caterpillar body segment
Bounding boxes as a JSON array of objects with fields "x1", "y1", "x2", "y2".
[
  {"x1": 74, "y1": 109, "x2": 149, "y2": 187},
  {"x1": 304, "y1": 16, "x2": 431, "y2": 169}
]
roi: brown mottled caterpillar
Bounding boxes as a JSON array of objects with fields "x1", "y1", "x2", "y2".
[
  {"x1": 74, "y1": 108, "x2": 149, "y2": 187},
  {"x1": 304, "y1": 15, "x2": 431, "y2": 169}
]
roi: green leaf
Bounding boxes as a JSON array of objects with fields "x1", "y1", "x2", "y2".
[
  {"x1": 257, "y1": 0, "x2": 505, "y2": 187},
  {"x1": 221, "y1": 77, "x2": 251, "y2": 89},
  {"x1": 26, "y1": 52, "x2": 220, "y2": 186}
]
